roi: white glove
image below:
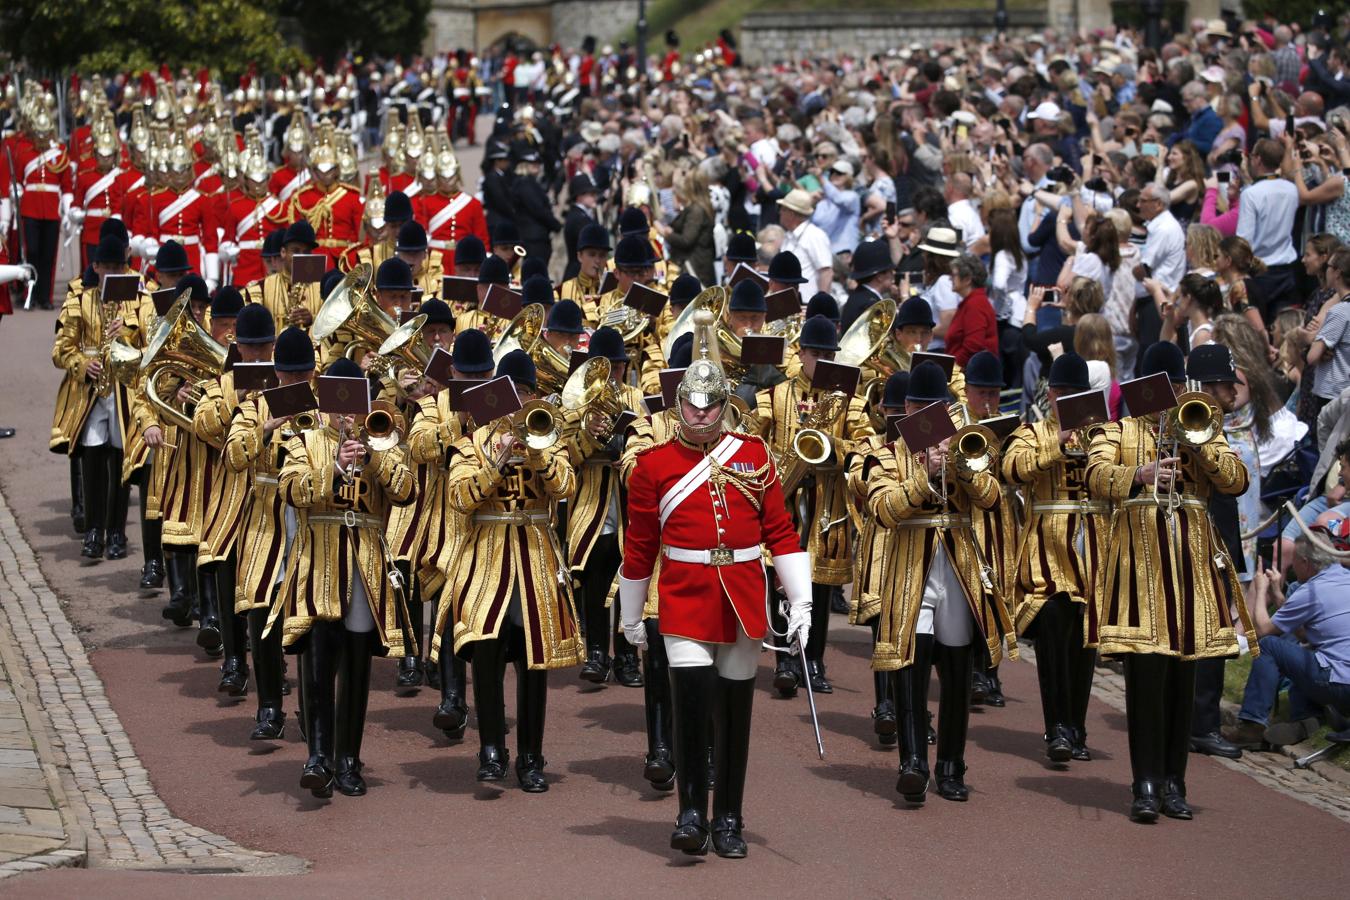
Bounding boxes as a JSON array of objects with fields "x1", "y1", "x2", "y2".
[
  {"x1": 1, "y1": 197, "x2": 12, "y2": 235},
  {"x1": 774, "y1": 551, "x2": 812, "y2": 655},
  {"x1": 59, "y1": 191, "x2": 73, "y2": 219},
  {"x1": 66, "y1": 206, "x2": 86, "y2": 226},
  {"x1": 142, "y1": 238, "x2": 160, "y2": 260},
  {"x1": 203, "y1": 252, "x2": 221, "y2": 293},
  {"x1": 0, "y1": 264, "x2": 35, "y2": 287},
  {"x1": 218, "y1": 241, "x2": 239, "y2": 263},
  {"x1": 618, "y1": 575, "x2": 651, "y2": 650}
]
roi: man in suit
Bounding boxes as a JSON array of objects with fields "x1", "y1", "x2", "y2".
[
  {"x1": 510, "y1": 145, "x2": 562, "y2": 267},
  {"x1": 562, "y1": 172, "x2": 600, "y2": 282}
]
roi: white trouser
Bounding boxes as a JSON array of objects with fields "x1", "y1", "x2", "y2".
[
  {"x1": 344, "y1": 570, "x2": 376, "y2": 633},
  {"x1": 665, "y1": 629, "x2": 759, "y2": 681},
  {"x1": 917, "y1": 544, "x2": 974, "y2": 648},
  {"x1": 80, "y1": 395, "x2": 122, "y2": 449}
]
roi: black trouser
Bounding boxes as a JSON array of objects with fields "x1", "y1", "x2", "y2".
[
  {"x1": 79, "y1": 444, "x2": 109, "y2": 534},
  {"x1": 301, "y1": 621, "x2": 374, "y2": 772},
  {"x1": 248, "y1": 606, "x2": 285, "y2": 719},
  {"x1": 21, "y1": 217, "x2": 59, "y2": 308},
  {"x1": 581, "y1": 534, "x2": 622, "y2": 664},
  {"x1": 395, "y1": 560, "x2": 423, "y2": 659},
  {"x1": 214, "y1": 552, "x2": 247, "y2": 666},
  {"x1": 1031, "y1": 593, "x2": 1096, "y2": 741},
  {"x1": 1249, "y1": 262, "x2": 1299, "y2": 321},
  {"x1": 804, "y1": 582, "x2": 831, "y2": 667},
  {"x1": 521, "y1": 239, "x2": 551, "y2": 268},
  {"x1": 1191, "y1": 658, "x2": 1226, "y2": 736},
  {"x1": 471, "y1": 634, "x2": 511, "y2": 763},
  {"x1": 1123, "y1": 654, "x2": 1196, "y2": 790}
]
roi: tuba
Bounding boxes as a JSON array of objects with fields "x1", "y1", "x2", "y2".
[
  {"x1": 492, "y1": 303, "x2": 568, "y2": 395},
  {"x1": 139, "y1": 294, "x2": 228, "y2": 430},
  {"x1": 561, "y1": 356, "x2": 624, "y2": 441},
  {"x1": 664, "y1": 285, "x2": 728, "y2": 362},
  {"x1": 837, "y1": 298, "x2": 899, "y2": 417},
  {"x1": 776, "y1": 390, "x2": 847, "y2": 497},
  {"x1": 311, "y1": 263, "x2": 395, "y2": 363},
  {"x1": 371, "y1": 312, "x2": 431, "y2": 379}
]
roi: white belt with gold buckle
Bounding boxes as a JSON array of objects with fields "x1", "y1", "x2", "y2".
[{"x1": 663, "y1": 545, "x2": 760, "y2": 566}]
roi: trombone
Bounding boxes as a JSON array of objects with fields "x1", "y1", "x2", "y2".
[
  {"x1": 485, "y1": 400, "x2": 561, "y2": 469},
  {"x1": 951, "y1": 404, "x2": 999, "y2": 478},
  {"x1": 1154, "y1": 385, "x2": 1222, "y2": 513}
]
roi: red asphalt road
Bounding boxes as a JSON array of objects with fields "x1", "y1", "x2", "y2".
[{"x1": 0, "y1": 177, "x2": 1346, "y2": 897}]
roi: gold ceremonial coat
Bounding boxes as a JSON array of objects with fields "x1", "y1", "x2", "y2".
[
  {"x1": 242, "y1": 272, "x2": 322, "y2": 333},
  {"x1": 412, "y1": 393, "x2": 473, "y2": 658},
  {"x1": 224, "y1": 394, "x2": 290, "y2": 613},
  {"x1": 1002, "y1": 420, "x2": 1109, "y2": 639},
  {"x1": 557, "y1": 272, "x2": 601, "y2": 307},
  {"x1": 269, "y1": 426, "x2": 416, "y2": 652},
  {"x1": 846, "y1": 433, "x2": 888, "y2": 625},
  {"x1": 50, "y1": 282, "x2": 149, "y2": 471},
  {"x1": 752, "y1": 375, "x2": 873, "y2": 584},
  {"x1": 865, "y1": 441, "x2": 1016, "y2": 670},
  {"x1": 564, "y1": 380, "x2": 646, "y2": 572},
  {"x1": 1085, "y1": 417, "x2": 1254, "y2": 659},
  {"x1": 620, "y1": 409, "x2": 680, "y2": 620},
  {"x1": 131, "y1": 379, "x2": 209, "y2": 547},
  {"x1": 192, "y1": 371, "x2": 250, "y2": 563},
  {"x1": 445, "y1": 424, "x2": 584, "y2": 670}
]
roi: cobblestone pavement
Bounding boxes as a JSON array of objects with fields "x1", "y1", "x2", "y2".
[
  {"x1": 0, "y1": 487, "x2": 304, "y2": 876},
  {"x1": 1021, "y1": 646, "x2": 1350, "y2": 824}
]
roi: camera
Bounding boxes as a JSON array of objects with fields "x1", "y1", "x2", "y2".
[{"x1": 1217, "y1": 149, "x2": 1243, "y2": 167}]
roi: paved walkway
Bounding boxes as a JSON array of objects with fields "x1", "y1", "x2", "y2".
[{"x1": 0, "y1": 486, "x2": 303, "y2": 876}]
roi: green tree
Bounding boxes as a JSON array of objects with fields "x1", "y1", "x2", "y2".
[
  {"x1": 280, "y1": 0, "x2": 431, "y2": 64},
  {"x1": 0, "y1": 0, "x2": 304, "y2": 78}
]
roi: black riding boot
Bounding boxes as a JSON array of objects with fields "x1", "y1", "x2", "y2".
[
  {"x1": 896, "y1": 633, "x2": 934, "y2": 801},
  {"x1": 870, "y1": 619, "x2": 896, "y2": 744},
  {"x1": 336, "y1": 630, "x2": 374, "y2": 796},
  {"x1": 433, "y1": 650, "x2": 469, "y2": 739},
  {"x1": 1161, "y1": 659, "x2": 1196, "y2": 820},
  {"x1": 471, "y1": 638, "x2": 510, "y2": 780},
  {"x1": 514, "y1": 661, "x2": 549, "y2": 792},
  {"x1": 394, "y1": 561, "x2": 424, "y2": 691},
  {"x1": 104, "y1": 448, "x2": 129, "y2": 560},
  {"x1": 70, "y1": 452, "x2": 85, "y2": 534},
  {"x1": 934, "y1": 641, "x2": 973, "y2": 802},
  {"x1": 768, "y1": 580, "x2": 799, "y2": 698},
  {"x1": 139, "y1": 466, "x2": 164, "y2": 589},
  {"x1": 247, "y1": 608, "x2": 285, "y2": 739},
  {"x1": 80, "y1": 445, "x2": 107, "y2": 559},
  {"x1": 161, "y1": 548, "x2": 194, "y2": 626},
  {"x1": 300, "y1": 622, "x2": 343, "y2": 797},
  {"x1": 1033, "y1": 594, "x2": 1074, "y2": 762},
  {"x1": 1123, "y1": 654, "x2": 1167, "y2": 822},
  {"x1": 1067, "y1": 605, "x2": 1097, "y2": 762},
  {"x1": 612, "y1": 605, "x2": 643, "y2": 688},
  {"x1": 579, "y1": 573, "x2": 612, "y2": 686},
  {"x1": 195, "y1": 561, "x2": 224, "y2": 657},
  {"x1": 669, "y1": 664, "x2": 717, "y2": 855},
  {"x1": 642, "y1": 619, "x2": 675, "y2": 790},
  {"x1": 711, "y1": 676, "x2": 755, "y2": 859},
  {"x1": 804, "y1": 582, "x2": 833, "y2": 693},
  {"x1": 216, "y1": 557, "x2": 248, "y2": 695}
]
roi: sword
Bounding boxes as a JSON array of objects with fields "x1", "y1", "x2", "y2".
[{"x1": 762, "y1": 626, "x2": 824, "y2": 759}]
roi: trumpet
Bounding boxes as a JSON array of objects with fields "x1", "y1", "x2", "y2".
[
  {"x1": 360, "y1": 400, "x2": 406, "y2": 453},
  {"x1": 282, "y1": 410, "x2": 321, "y2": 438},
  {"x1": 777, "y1": 390, "x2": 846, "y2": 496},
  {"x1": 951, "y1": 404, "x2": 1000, "y2": 477},
  {"x1": 487, "y1": 399, "x2": 560, "y2": 468},
  {"x1": 1154, "y1": 388, "x2": 1222, "y2": 511}
]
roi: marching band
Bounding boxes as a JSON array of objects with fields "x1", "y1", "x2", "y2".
[{"x1": 24, "y1": 64, "x2": 1264, "y2": 858}]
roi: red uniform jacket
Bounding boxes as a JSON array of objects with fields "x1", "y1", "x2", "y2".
[
  {"x1": 221, "y1": 191, "x2": 284, "y2": 285},
  {"x1": 13, "y1": 137, "x2": 73, "y2": 220},
  {"x1": 192, "y1": 160, "x2": 228, "y2": 233},
  {"x1": 415, "y1": 191, "x2": 489, "y2": 268},
  {"x1": 268, "y1": 164, "x2": 310, "y2": 205},
  {"x1": 72, "y1": 166, "x2": 127, "y2": 249},
  {"x1": 286, "y1": 183, "x2": 363, "y2": 267},
  {"x1": 119, "y1": 170, "x2": 149, "y2": 270},
  {"x1": 69, "y1": 125, "x2": 96, "y2": 174},
  {"x1": 146, "y1": 186, "x2": 219, "y2": 271},
  {"x1": 623, "y1": 431, "x2": 800, "y2": 643}
]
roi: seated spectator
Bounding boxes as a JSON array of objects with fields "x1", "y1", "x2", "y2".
[
  {"x1": 1224, "y1": 535, "x2": 1350, "y2": 749},
  {"x1": 1279, "y1": 437, "x2": 1350, "y2": 571}
]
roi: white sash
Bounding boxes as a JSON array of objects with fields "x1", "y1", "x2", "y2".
[
  {"x1": 192, "y1": 165, "x2": 216, "y2": 187},
  {"x1": 158, "y1": 189, "x2": 201, "y2": 226},
  {"x1": 82, "y1": 169, "x2": 120, "y2": 207},
  {"x1": 427, "y1": 192, "x2": 472, "y2": 235},
  {"x1": 23, "y1": 147, "x2": 61, "y2": 181},
  {"x1": 127, "y1": 175, "x2": 146, "y2": 192},
  {"x1": 277, "y1": 169, "x2": 309, "y2": 203},
  {"x1": 236, "y1": 196, "x2": 279, "y2": 238},
  {"x1": 404, "y1": 180, "x2": 422, "y2": 199},
  {"x1": 658, "y1": 435, "x2": 743, "y2": 528}
]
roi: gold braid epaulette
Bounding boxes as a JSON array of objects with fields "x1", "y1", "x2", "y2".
[{"x1": 296, "y1": 185, "x2": 347, "y2": 235}]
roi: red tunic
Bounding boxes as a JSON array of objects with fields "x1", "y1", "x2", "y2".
[
  {"x1": 13, "y1": 137, "x2": 73, "y2": 220},
  {"x1": 146, "y1": 186, "x2": 219, "y2": 271},
  {"x1": 268, "y1": 164, "x2": 310, "y2": 205},
  {"x1": 623, "y1": 432, "x2": 801, "y2": 643},
  {"x1": 286, "y1": 183, "x2": 363, "y2": 267},
  {"x1": 72, "y1": 165, "x2": 127, "y2": 248},
  {"x1": 415, "y1": 190, "x2": 489, "y2": 269},
  {"x1": 221, "y1": 191, "x2": 284, "y2": 285},
  {"x1": 69, "y1": 124, "x2": 96, "y2": 174},
  {"x1": 119, "y1": 171, "x2": 149, "y2": 271}
]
